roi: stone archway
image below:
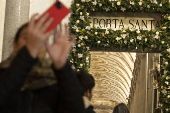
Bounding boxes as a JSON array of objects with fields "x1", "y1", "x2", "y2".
[{"x1": 89, "y1": 51, "x2": 136, "y2": 112}]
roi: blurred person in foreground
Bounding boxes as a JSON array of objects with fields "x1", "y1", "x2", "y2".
[{"x1": 0, "y1": 13, "x2": 86, "y2": 113}]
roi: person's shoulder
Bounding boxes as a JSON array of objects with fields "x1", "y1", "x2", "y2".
[
  {"x1": 0, "y1": 60, "x2": 10, "y2": 69},
  {"x1": 0, "y1": 53, "x2": 17, "y2": 69}
]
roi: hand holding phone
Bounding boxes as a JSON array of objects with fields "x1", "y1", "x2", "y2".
[{"x1": 37, "y1": 1, "x2": 70, "y2": 32}]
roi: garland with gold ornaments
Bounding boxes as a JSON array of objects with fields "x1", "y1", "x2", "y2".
[{"x1": 69, "y1": 0, "x2": 170, "y2": 112}]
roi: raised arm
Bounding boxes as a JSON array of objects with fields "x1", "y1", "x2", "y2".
[{"x1": 46, "y1": 24, "x2": 86, "y2": 113}]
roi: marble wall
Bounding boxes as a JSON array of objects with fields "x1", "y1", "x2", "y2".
[
  {"x1": 0, "y1": 0, "x2": 6, "y2": 62},
  {"x1": 2, "y1": 0, "x2": 30, "y2": 60}
]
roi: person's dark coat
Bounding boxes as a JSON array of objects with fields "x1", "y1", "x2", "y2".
[{"x1": 0, "y1": 47, "x2": 86, "y2": 113}]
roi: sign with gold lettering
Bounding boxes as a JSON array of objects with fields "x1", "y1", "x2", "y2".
[{"x1": 90, "y1": 12, "x2": 162, "y2": 30}]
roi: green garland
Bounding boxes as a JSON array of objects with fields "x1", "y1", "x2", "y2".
[{"x1": 69, "y1": 0, "x2": 170, "y2": 112}]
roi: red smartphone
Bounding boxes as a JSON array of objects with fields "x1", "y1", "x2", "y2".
[{"x1": 37, "y1": 1, "x2": 70, "y2": 32}]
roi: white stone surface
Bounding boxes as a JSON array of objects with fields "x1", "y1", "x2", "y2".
[
  {"x1": 2, "y1": 0, "x2": 30, "y2": 60},
  {"x1": 0, "y1": 0, "x2": 6, "y2": 62}
]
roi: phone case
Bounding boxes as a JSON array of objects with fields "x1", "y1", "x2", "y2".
[{"x1": 37, "y1": 1, "x2": 70, "y2": 32}]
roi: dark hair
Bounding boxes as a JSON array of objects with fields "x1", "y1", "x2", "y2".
[
  {"x1": 75, "y1": 70, "x2": 95, "y2": 94},
  {"x1": 113, "y1": 103, "x2": 130, "y2": 113},
  {"x1": 14, "y1": 23, "x2": 28, "y2": 43}
]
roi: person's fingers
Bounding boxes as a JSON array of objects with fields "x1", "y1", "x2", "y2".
[
  {"x1": 36, "y1": 13, "x2": 49, "y2": 28},
  {"x1": 44, "y1": 29, "x2": 54, "y2": 40},
  {"x1": 54, "y1": 24, "x2": 61, "y2": 43},
  {"x1": 45, "y1": 40, "x2": 50, "y2": 50},
  {"x1": 41, "y1": 17, "x2": 54, "y2": 32},
  {"x1": 29, "y1": 13, "x2": 39, "y2": 29},
  {"x1": 69, "y1": 34, "x2": 76, "y2": 45},
  {"x1": 53, "y1": 26, "x2": 57, "y2": 37},
  {"x1": 59, "y1": 24, "x2": 62, "y2": 34},
  {"x1": 64, "y1": 24, "x2": 69, "y2": 40},
  {"x1": 56, "y1": 24, "x2": 61, "y2": 37}
]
